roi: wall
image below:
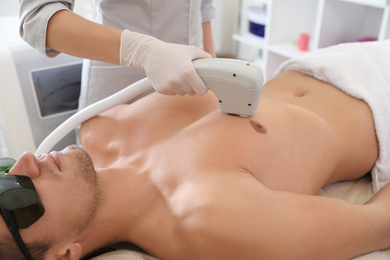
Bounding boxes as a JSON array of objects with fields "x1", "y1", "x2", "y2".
[
  {"x1": 0, "y1": 0, "x2": 19, "y2": 17},
  {"x1": 0, "y1": 1, "x2": 19, "y2": 157},
  {"x1": 212, "y1": 0, "x2": 240, "y2": 57}
]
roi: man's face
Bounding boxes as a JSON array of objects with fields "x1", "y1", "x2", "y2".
[{"x1": 0, "y1": 145, "x2": 101, "y2": 246}]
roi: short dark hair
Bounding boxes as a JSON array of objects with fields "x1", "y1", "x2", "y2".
[{"x1": 0, "y1": 234, "x2": 53, "y2": 260}]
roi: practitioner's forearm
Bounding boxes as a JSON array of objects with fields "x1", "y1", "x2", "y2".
[
  {"x1": 202, "y1": 21, "x2": 216, "y2": 58},
  {"x1": 46, "y1": 10, "x2": 122, "y2": 65}
]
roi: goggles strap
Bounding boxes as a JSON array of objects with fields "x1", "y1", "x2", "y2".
[{"x1": 0, "y1": 209, "x2": 34, "y2": 260}]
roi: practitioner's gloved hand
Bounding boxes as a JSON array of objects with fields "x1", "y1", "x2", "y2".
[{"x1": 120, "y1": 29, "x2": 211, "y2": 96}]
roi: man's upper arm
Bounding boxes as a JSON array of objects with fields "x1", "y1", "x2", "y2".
[{"x1": 180, "y1": 174, "x2": 278, "y2": 259}]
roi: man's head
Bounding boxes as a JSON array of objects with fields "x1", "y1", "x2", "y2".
[{"x1": 0, "y1": 145, "x2": 102, "y2": 260}]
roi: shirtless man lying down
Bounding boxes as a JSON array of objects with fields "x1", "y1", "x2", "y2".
[{"x1": 1, "y1": 41, "x2": 390, "y2": 260}]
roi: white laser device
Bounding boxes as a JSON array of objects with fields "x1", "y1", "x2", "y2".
[
  {"x1": 35, "y1": 58, "x2": 264, "y2": 156},
  {"x1": 194, "y1": 58, "x2": 263, "y2": 117}
]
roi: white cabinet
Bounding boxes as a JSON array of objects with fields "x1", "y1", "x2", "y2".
[{"x1": 233, "y1": 0, "x2": 390, "y2": 81}]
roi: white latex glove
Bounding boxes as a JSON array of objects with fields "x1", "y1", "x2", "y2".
[{"x1": 120, "y1": 29, "x2": 211, "y2": 96}]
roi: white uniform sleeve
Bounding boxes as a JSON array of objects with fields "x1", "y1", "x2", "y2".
[
  {"x1": 201, "y1": 0, "x2": 216, "y2": 22},
  {"x1": 19, "y1": 0, "x2": 75, "y2": 57}
]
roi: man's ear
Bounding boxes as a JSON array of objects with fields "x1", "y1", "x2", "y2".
[{"x1": 47, "y1": 243, "x2": 82, "y2": 260}]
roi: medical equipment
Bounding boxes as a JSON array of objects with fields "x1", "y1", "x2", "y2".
[
  {"x1": 35, "y1": 58, "x2": 263, "y2": 156},
  {"x1": 0, "y1": 157, "x2": 44, "y2": 260},
  {"x1": 0, "y1": 39, "x2": 83, "y2": 158},
  {"x1": 193, "y1": 58, "x2": 263, "y2": 116}
]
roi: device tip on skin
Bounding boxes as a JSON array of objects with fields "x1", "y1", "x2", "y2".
[{"x1": 250, "y1": 119, "x2": 267, "y2": 134}]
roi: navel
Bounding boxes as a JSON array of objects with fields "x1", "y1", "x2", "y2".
[
  {"x1": 250, "y1": 119, "x2": 267, "y2": 134},
  {"x1": 293, "y1": 89, "x2": 307, "y2": 97}
]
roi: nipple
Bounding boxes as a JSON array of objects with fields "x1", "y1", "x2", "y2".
[{"x1": 250, "y1": 119, "x2": 267, "y2": 134}]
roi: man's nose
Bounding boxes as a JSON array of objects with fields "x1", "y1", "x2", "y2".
[{"x1": 8, "y1": 151, "x2": 40, "y2": 179}]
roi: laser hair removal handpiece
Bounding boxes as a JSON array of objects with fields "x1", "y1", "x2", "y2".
[
  {"x1": 193, "y1": 58, "x2": 263, "y2": 117},
  {"x1": 35, "y1": 58, "x2": 264, "y2": 156}
]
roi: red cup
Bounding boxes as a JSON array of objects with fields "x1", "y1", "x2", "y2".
[{"x1": 298, "y1": 33, "x2": 310, "y2": 51}]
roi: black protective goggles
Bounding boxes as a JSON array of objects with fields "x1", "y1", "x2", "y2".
[{"x1": 0, "y1": 157, "x2": 45, "y2": 260}]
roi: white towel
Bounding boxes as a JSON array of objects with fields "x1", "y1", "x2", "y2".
[{"x1": 274, "y1": 40, "x2": 390, "y2": 193}]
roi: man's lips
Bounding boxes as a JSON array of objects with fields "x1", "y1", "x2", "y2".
[{"x1": 49, "y1": 151, "x2": 61, "y2": 171}]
